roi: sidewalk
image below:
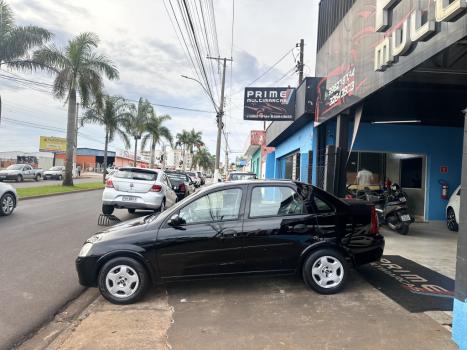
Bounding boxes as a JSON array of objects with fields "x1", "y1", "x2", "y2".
[{"x1": 18, "y1": 273, "x2": 455, "y2": 350}]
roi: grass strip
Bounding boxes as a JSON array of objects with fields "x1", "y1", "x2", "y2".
[{"x1": 17, "y1": 182, "x2": 104, "y2": 199}]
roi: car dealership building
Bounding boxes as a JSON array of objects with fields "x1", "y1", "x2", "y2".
[{"x1": 265, "y1": 0, "x2": 467, "y2": 346}]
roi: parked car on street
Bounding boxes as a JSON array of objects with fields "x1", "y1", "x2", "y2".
[
  {"x1": 102, "y1": 167, "x2": 177, "y2": 215},
  {"x1": 196, "y1": 171, "x2": 205, "y2": 185},
  {"x1": 446, "y1": 185, "x2": 461, "y2": 231},
  {"x1": 227, "y1": 172, "x2": 257, "y2": 181},
  {"x1": 186, "y1": 171, "x2": 201, "y2": 187},
  {"x1": 0, "y1": 164, "x2": 43, "y2": 182},
  {"x1": 0, "y1": 182, "x2": 18, "y2": 216},
  {"x1": 77, "y1": 180, "x2": 384, "y2": 304},
  {"x1": 43, "y1": 166, "x2": 65, "y2": 180},
  {"x1": 165, "y1": 171, "x2": 196, "y2": 200}
]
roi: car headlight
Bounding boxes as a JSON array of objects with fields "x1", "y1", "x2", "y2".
[{"x1": 78, "y1": 243, "x2": 93, "y2": 257}]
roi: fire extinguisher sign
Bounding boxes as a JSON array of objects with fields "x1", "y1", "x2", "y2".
[{"x1": 440, "y1": 166, "x2": 449, "y2": 174}]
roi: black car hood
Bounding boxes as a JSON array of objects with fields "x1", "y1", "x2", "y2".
[{"x1": 92, "y1": 215, "x2": 152, "y2": 241}]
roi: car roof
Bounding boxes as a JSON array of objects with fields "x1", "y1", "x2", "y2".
[
  {"x1": 119, "y1": 167, "x2": 159, "y2": 173},
  {"x1": 212, "y1": 179, "x2": 297, "y2": 187},
  {"x1": 229, "y1": 172, "x2": 256, "y2": 175}
]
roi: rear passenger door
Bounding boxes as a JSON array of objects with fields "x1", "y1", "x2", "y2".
[{"x1": 242, "y1": 185, "x2": 318, "y2": 272}]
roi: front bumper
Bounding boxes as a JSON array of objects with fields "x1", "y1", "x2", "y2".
[
  {"x1": 76, "y1": 256, "x2": 100, "y2": 287},
  {"x1": 0, "y1": 174, "x2": 19, "y2": 180}
]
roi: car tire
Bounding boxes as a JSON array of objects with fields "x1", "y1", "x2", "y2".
[
  {"x1": 58, "y1": 175, "x2": 63, "y2": 180},
  {"x1": 98, "y1": 257, "x2": 148, "y2": 304},
  {"x1": 447, "y1": 207, "x2": 459, "y2": 232},
  {"x1": 35, "y1": 174, "x2": 41, "y2": 182},
  {"x1": 102, "y1": 204, "x2": 114, "y2": 215},
  {"x1": 16, "y1": 175, "x2": 23, "y2": 182},
  {"x1": 0, "y1": 193, "x2": 16, "y2": 216},
  {"x1": 302, "y1": 248, "x2": 348, "y2": 295},
  {"x1": 128, "y1": 208, "x2": 136, "y2": 214}
]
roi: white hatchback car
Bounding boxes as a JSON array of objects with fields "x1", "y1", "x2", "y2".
[
  {"x1": 102, "y1": 167, "x2": 177, "y2": 215},
  {"x1": 446, "y1": 185, "x2": 460, "y2": 232}
]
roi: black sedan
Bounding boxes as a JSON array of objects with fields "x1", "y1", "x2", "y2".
[
  {"x1": 165, "y1": 171, "x2": 195, "y2": 200},
  {"x1": 76, "y1": 180, "x2": 384, "y2": 304}
]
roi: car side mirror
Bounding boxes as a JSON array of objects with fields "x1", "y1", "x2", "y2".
[{"x1": 168, "y1": 214, "x2": 185, "y2": 227}]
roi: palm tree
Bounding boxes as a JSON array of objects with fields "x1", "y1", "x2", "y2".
[
  {"x1": 32, "y1": 32, "x2": 119, "y2": 186},
  {"x1": 81, "y1": 96, "x2": 131, "y2": 183},
  {"x1": 192, "y1": 148, "x2": 214, "y2": 172},
  {"x1": 175, "y1": 130, "x2": 191, "y2": 171},
  {"x1": 124, "y1": 97, "x2": 153, "y2": 166},
  {"x1": 187, "y1": 129, "x2": 204, "y2": 170},
  {"x1": 0, "y1": 0, "x2": 51, "y2": 69},
  {"x1": 141, "y1": 114, "x2": 172, "y2": 168}
]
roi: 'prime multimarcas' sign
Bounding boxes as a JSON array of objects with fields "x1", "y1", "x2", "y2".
[
  {"x1": 243, "y1": 87, "x2": 296, "y2": 121},
  {"x1": 375, "y1": 0, "x2": 467, "y2": 71}
]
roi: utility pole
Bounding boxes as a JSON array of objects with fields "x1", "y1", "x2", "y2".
[
  {"x1": 224, "y1": 132, "x2": 229, "y2": 175},
  {"x1": 207, "y1": 56, "x2": 233, "y2": 181},
  {"x1": 297, "y1": 39, "x2": 305, "y2": 85}
]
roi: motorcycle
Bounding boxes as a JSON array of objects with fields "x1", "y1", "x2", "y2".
[{"x1": 346, "y1": 184, "x2": 414, "y2": 235}]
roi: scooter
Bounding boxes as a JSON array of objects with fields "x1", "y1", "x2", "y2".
[{"x1": 346, "y1": 184, "x2": 414, "y2": 235}]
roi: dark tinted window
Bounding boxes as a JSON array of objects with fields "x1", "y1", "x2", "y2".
[
  {"x1": 400, "y1": 157, "x2": 423, "y2": 189},
  {"x1": 115, "y1": 168, "x2": 157, "y2": 181},
  {"x1": 250, "y1": 186, "x2": 307, "y2": 217},
  {"x1": 313, "y1": 194, "x2": 334, "y2": 213}
]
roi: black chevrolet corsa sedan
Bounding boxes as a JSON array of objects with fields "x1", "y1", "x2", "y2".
[{"x1": 76, "y1": 180, "x2": 384, "y2": 304}]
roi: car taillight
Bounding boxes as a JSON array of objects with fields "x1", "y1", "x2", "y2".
[
  {"x1": 150, "y1": 184, "x2": 162, "y2": 192},
  {"x1": 179, "y1": 183, "x2": 186, "y2": 192},
  {"x1": 106, "y1": 179, "x2": 114, "y2": 188},
  {"x1": 370, "y1": 206, "x2": 379, "y2": 234}
]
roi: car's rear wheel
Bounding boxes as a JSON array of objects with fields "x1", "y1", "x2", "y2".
[
  {"x1": 98, "y1": 257, "x2": 148, "y2": 304},
  {"x1": 447, "y1": 207, "x2": 459, "y2": 232},
  {"x1": 35, "y1": 174, "x2": 41, "y2": 181},
  {"x1": 58, "y1": 175, "x2": 63, "y2": 181},
  {"x1": 128, "y1": 208, "x2": 136, "y2": 214},
  {"x1": 302, "y1": 248, "x2": 348, "y2": 294},
  {"x1": 102, "y1": 204, "x2": 114, "y2": 215},
  {"x1": 0, "y1": 193, "x2": 15, "y2": 216},
  {"x1": 16, "y1": 175, "x2": 23, "y2": 182}
]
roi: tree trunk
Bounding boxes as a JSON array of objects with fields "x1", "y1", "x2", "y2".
[
  {"x1": 63, "y1": 89, "x2": 76, "y2": 186},
  {"x1": 103, "y1": 130, "x2": 109, "y2": 184},
  {"x1": 150, "y1": 139, "x2": 156, "y2": 168},
  {"x1": 134, "y1": 138, "x2": 138, "y2": 166}
]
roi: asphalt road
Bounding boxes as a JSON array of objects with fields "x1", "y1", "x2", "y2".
[
  {"x1": 7, "y1": 176, "x2": 101, "y2": 189},
  {"x1": 0, "y1": 190, "x2": 134, "y2": 350}
]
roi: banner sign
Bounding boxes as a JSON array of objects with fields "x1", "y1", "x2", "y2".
[
  {"x1": 244, "y1": 87, "x2": 296, "y2": 121},
  {"x1": 315, "y1": 0, "x2": 467, "y2": 125},
  {"x1": 39, "y1": 136, "x2": 67, "y2": 153}
]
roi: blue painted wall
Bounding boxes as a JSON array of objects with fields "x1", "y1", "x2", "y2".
[
  {"x1": 323, "y1": 122, "x2": 462, "y2": 220},
  {"x1": 265, "y1": 151, "x2": 275, "y2": 179},
  {"x1": 273, "y1": 122, "x2": 314, "y2": 182},
  {"x1": 453, "y1": 298, "x2": 467, "y2": 350}
]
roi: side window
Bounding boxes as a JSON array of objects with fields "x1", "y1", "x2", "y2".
[
  {"x1": 179, "y1": 188, "x2": 242, "y2": 224},
  {"x1": 249, "y1": 186, "x2": 307, "y2": 218},
  {"x1": 313, "y1": 194, "x2": 334, "y2": 214}
]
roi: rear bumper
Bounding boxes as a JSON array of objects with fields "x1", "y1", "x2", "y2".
[
  {"x1": 352, "y1": 234, "x2": 385, "y2": 266},
  {"x1": 102, "y1": 188, "x2": 164, "y2": 210}
]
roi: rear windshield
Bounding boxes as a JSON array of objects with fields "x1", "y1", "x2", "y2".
[
  {"x1": 167, "y1": 173, "x2": 187, "y2": 181},
  {"x1": 230, "y1": 173, "x2": 256, "y2": 180},
  {"x1": 50, "y1": 166, "x2": 63, "y2": 171},
  {"x1": 114, "y1": 168, "x2": 158, "y2": 181},
  {"x1": 187, "y1": 172, "x2": 196, "y2": 177}
]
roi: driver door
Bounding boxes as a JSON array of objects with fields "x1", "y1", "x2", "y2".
[{"x1": 156, "y1": 187, "x2": 245, "y2": 278}]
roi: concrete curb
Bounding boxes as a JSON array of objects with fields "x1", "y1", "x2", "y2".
[{"x1": 19, "y1": 188, "x2": 104, "y2": 201}]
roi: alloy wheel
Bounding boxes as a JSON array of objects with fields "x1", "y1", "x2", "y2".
[
  {"x1": 1, "y1": 195, "x2": 15, "y2": 215},
  {"x1": 105, "y1": 265, "x2": 140, "y2": 298},
  {"x1": 311, "y1": 256, "x2": 344, "y2": 289}
]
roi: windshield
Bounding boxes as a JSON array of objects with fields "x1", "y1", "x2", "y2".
[
  {"x1": 7, "y1": 164, "x2": 23, "y2": 170},
  {"x1": 230, "y1": 173, "x2": 256, "y2": 181},
  {"x1": 50, "y1": 166, "x2": 63, "y2": 171},
  {"x1": 114, "y1": 168, "x2": 158, "y2": 181},
  {"x1": 167, "y1": 173, "x2": 188, "y2": 182},
  {"x1": 187, "y1": 172, "x2": 196, "y2": 177}
]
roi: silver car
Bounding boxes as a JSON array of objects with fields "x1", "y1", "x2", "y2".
[
  {"x1": 43, "y1": 166, "x2": 65, "y2": 180},
  {"x1": 102, "y1": 167, "x2": 177, "y2": 214},
  {"x1": 0, "y1": 182, "x2": 18, "y2": 216}
]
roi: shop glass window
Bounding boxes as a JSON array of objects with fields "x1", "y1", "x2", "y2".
[
  {"x1": 250, "y1": 186, "x2": 307, "y2": 217},
  {"x1": 400, "y1": 157, "x2": 423, "y2": 189},
  {"x1": 179, "y1": 189, "x2": 242, "y2": 224}
]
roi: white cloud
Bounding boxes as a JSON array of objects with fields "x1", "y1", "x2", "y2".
[{"x1": 0, "y1": 0, "x2": 319, "y2": 163}]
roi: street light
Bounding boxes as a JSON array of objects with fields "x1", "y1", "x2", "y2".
[{"x1": 180, "y1": 75, "x2": 218, "y2": 113}]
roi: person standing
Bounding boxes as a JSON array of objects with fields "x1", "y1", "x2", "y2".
[
  {"x1": 77, "y1": 165, "x2": 81, "y2": 177},
  {"x1": 356, "y1": 168, "x2": 373, "y2": 190}
]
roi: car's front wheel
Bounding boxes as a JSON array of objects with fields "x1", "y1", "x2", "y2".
[
  {"x1": 0, "y1": 193, "x2": 15, "y2": 216},
  {"x1": 447, "y1": 207, "x2": 459, "y2": 232},
  {"x1": 35, "y1": 174, "x2": 41, "y2": 181},
  {"x1": 16, "y1": 175, "x2": 23, "y2": 182},
  {"x1": 98, "y1": 257, "x2": 148, "y2": 304},
  {"x1": 302, "y1": 248, "x2": 348, "y2": 294},
  {"x1": 102, "y1": 204, "x2": 114, "y2": 215}
]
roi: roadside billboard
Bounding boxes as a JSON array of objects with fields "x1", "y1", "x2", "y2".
[
  {"x1": 39, "y1": 136, "x2": 67, "y2": 153},
  {"x1": 244, "y1": 87, "x2": 296, "y2": 121}
]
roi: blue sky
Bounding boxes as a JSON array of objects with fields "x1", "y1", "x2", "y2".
[{"x1": 0, "y1": 0, "x2": 319, "y2": 161}]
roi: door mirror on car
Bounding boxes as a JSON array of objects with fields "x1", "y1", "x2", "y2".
[{"x1": 168, "y1": 214, "x2": 185, "y2": 228}]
